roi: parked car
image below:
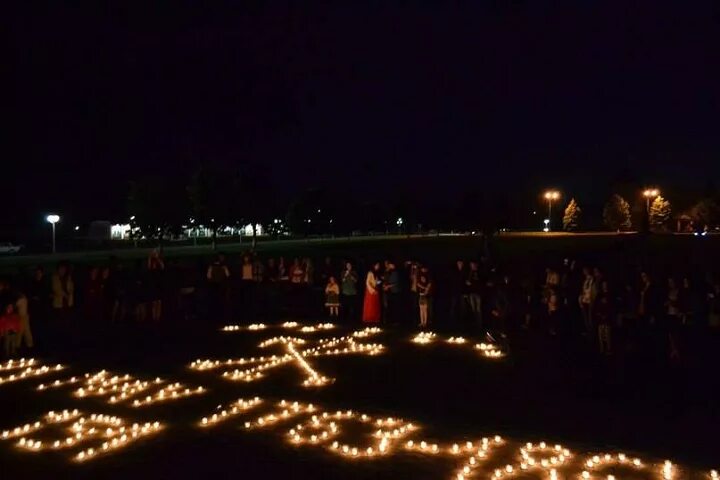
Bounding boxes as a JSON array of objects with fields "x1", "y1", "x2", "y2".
[{"x1": 0, "y1": 242, "x2": 23, "y2": 254}]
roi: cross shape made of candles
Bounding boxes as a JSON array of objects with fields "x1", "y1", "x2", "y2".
[{"x1": 189, "y1": 328, "x2": 384, "y2": 388}]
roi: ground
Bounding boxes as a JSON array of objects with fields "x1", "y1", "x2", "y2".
[
  {"x1": 1, "y1": 235, "x2": 719, "y2": 479},
  {"x1": 0, "y1": 318, "x2": 717, "y2": 479}
]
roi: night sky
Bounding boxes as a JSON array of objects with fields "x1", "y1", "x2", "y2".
[{"x1": 6, "y1": 2, "x2": 720, "y2": 231}]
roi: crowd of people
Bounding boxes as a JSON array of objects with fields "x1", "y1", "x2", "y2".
[{"x1": 1, "y1": 248, "x2": 719, "y2": 363}]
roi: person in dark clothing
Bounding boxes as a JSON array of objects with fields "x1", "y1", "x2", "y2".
[
  {"x1": 147, "y1": 250, "x2": 165, "y2": 322},
  {"x1": 107, "y1": 262, "x2": 129, "y2": 323},
  {"x1": 266, "y1": 258, "x2": 279, "y2": 282},
  {"x1": 490, "y1": 275, "x2": 511, "y2": 334},
  {"x1": 319, "y1": 257, "x2": 335, "y2": 287},
  {"x1": 340, "y1": 262, "x2": 359, "y2": 323},
  {"x1": 207, "y1": 253, "x2": 231, "y2": 324},
  {"x1": 382, "y1": 261, "x2": 401, "y2": 325},
  {"x1": 449, "y1": 260, "x2": 466, "y2": 324},
  {"x1": 27, "y1": 266, "x2": 50, "y2": 324},
  {"x1": 466, "y1": 261, "x2": 482, "y2": 327},
  {"x1": 595, "y1": 280, "x2": 614, "y2": 354}
]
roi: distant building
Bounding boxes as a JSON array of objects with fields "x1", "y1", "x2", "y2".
[{"x1": 102, "y1": 223, "x2": 264, "y2": 240}]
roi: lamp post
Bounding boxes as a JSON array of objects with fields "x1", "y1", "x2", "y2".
[
  {"x1": 643, "y1": 188, "x2": 659, "y2": 229},
  {"x1": 46, "y1": 214, "x2": 60, "y2": 253},
  {"x1": 543, "y1": 191, "x2": 560, "y2": 230}
]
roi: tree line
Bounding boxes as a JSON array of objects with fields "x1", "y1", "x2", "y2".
[
  {"x1": 125, "y1": 164, "x2": 720, "y2": 240},
  {"x1": 563, "y1": 194, "x2": 718, "y2": 232}
]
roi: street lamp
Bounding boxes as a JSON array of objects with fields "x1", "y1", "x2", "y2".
[
  {"x1": 643, "y1": 188, "x2": 659, "y2": 216},
  {"x1": 46, "y1": 214, "x2": 60, "y2": 253},
  {"x1": 543, "y1": 218, "x2": 550, "y2": 233},
  {"x1": 543, "y1": 191, "x2": 560, "y2": 230}
]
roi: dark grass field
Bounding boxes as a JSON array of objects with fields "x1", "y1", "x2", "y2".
[
  {"x1": 0, "y1": 317, "x2": 718, "y2": 479},
  {"x1": 2, "y1": 232, "x2": 719, "y2": 278}
]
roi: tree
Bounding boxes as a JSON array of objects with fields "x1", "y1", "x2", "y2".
[
  {"x1": 187, "y1": 165, "x2": 236, "y2": 250},
  {"x1": 237, "y1": 161, "x2": 271, "y2": 248},
  {"x1": 603, "y1": 194, "x2": 632, "y2": 231},
  {"x1": 562, "y1": 198, "x2": 581, "y2": 231},
  {"x1": 649, "y1": 195, "x2": 672, "y2": 231},
  {"x1": 688, "y1": 198, "x2": 720, "y2": 229},
  {"x1": 128, "y1": 176, "x2": 186, "y2": 246}
]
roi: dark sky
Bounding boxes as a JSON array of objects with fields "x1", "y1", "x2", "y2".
[{"x1": 6, "y1": 2, "x2": 720, "y2": 229}]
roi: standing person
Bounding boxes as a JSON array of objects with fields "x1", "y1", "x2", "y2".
[
  {"x1": 679, "y1": 276, "x2": 700, "y2": 326},
  {"x1": 664, "y1": 277, "x2": 682, "y2": 360},
  {"x1": 579, "y1": 267, "x2": 597, "y2": 336},
  {"x1": 340, "y1": 262, "x2": 359, "y2": 323},
  {"x1": 13, "y1": 289, "x2": 33, "y2": 352},
  {"x1": 252, "y1": 255, "x2": 266, "y2": 283},
  {"x1": 100, "y1": 266, "x2": 112, "y2": 322},
  {"x1": 290, "y1": 258, "x2": 304, "y2": 284},
  {"x1": 544, "y1": 267, "x2": 560, "y2": 296},
  {"x1": 362, "y1": 263, "x2": 381, "y2": 324},
  {"x1": 617, "y1": 283, "x2": 638, "y2": 352},
  {"x1": 252, "y1": 255, "x2": 267, "y2": 318},
  {"x1": 638, "y1": 271, "x2": 656, "y2": 325},
  {"x1": 546, "y1": 287, "x2": 560, "y2": 336},
  {"x1": 562, "y1": 259, "x2": 581, "y2": 320},
  {"x1": 708, "y1": 281, "x2": 720, "y2": 329},
  {"x1": 266, "y1": 258, "x2": 279, "y2": 282},
  {"x1": 325, "y1": 276, "x2": 340, "y2": 319},
  {"x1": 490, "y1": 275, "x2": 511, "y2": 334},
  {"x1": 466, "y1": 261, "x2": 483, "y2": 328},
  {"x1": 0, "y1": 302, "x2": 20, "y2": 357},
  {"x1": 277, "y1": 257, "x2": 289, "y2": 281},
  {"x1": 109, "y1": 262, "x2": 130, "y2": 323},
  {"x1": 147, "y1": 250, "x2": 165, "y2": 322},
  {"x1": 385, "y1": 261, "x2": 401, "y2": 325},
  {"x1": 84, "y1": 267, "x2": 104, "y2": 321},
  {"x1": 240, "y1": 255, "x2": 255, "y2": 321},
  {"x1": 241, "y1": 255, "x2": 254, "y2": 282},
  {"x1": 207, "y1": 253, "x2": 231, "y2": 324},
  {"x1": 417, "y1": 273, "x2": 433, "y2": 329},
  {"x1": 319, "y1": 257, "x2": 335, "y2": 287},
  {"x1": 27, "y1": 266, "x2": 50, "y2": 324},
  {"x1": 595, "y1": 280, "x2": 614, "y2": 355},
  {"x1": 303, "y1": 258, "x2": 314, "y2": 285},
  {"x1": 449, "y1": 260, "x2": 467, "y2": 325},
  {"x1": 419, "y1": 266, "x2": 433, "y2": 324},
  {"x1": 51, "y1": 262, "x2": 75, "y2": 320},
  {"x1": 407, "y1": 261, "x2": 420, "y2": 322}
]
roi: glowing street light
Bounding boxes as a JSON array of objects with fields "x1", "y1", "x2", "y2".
[
  {"x1": 643, "y1": 188, "x2": 659, "y2": 214},
  {"x1": 643, "y1": 188, "x2": 660, "y2": 229},
  {"x1": 543, "y1": 191, "x2": 560, "y2": 230},
  {"x1": 46, "y1": 214, "x2": 60, "y2": 254}
]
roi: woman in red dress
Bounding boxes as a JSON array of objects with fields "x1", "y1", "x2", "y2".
[{"x1": 362, "y1": 263, "x2": 381, "y2": 324}]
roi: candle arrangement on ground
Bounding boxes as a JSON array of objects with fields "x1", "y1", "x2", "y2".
[
  {"x1": 0, "y1": 325, "x2": 716, "y2": 478},
  {"x1": 220, "y1": 322, "x2": 335, "y2": 333},
  {"x1": 199, "y1": 397, "x2": 263, "y2": 428},
  {"x1": 412, "y1": 332, "x2": 437, "y2": 344},
  {"x1": 37, "y1": 370, "x2": 206, "y2": 406},
  {"x1": 1, "y1": 410, "x2": 161, "y2": 462},
  {"x1": 0, "y1": 359, "x2": 64, "y2": 386},
  {"x1": 410, "y1": 332, "x2": 506, "y2": 358},
  {"x1": 190, "y1": 330, "x2": 383, "y2": 388}
]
